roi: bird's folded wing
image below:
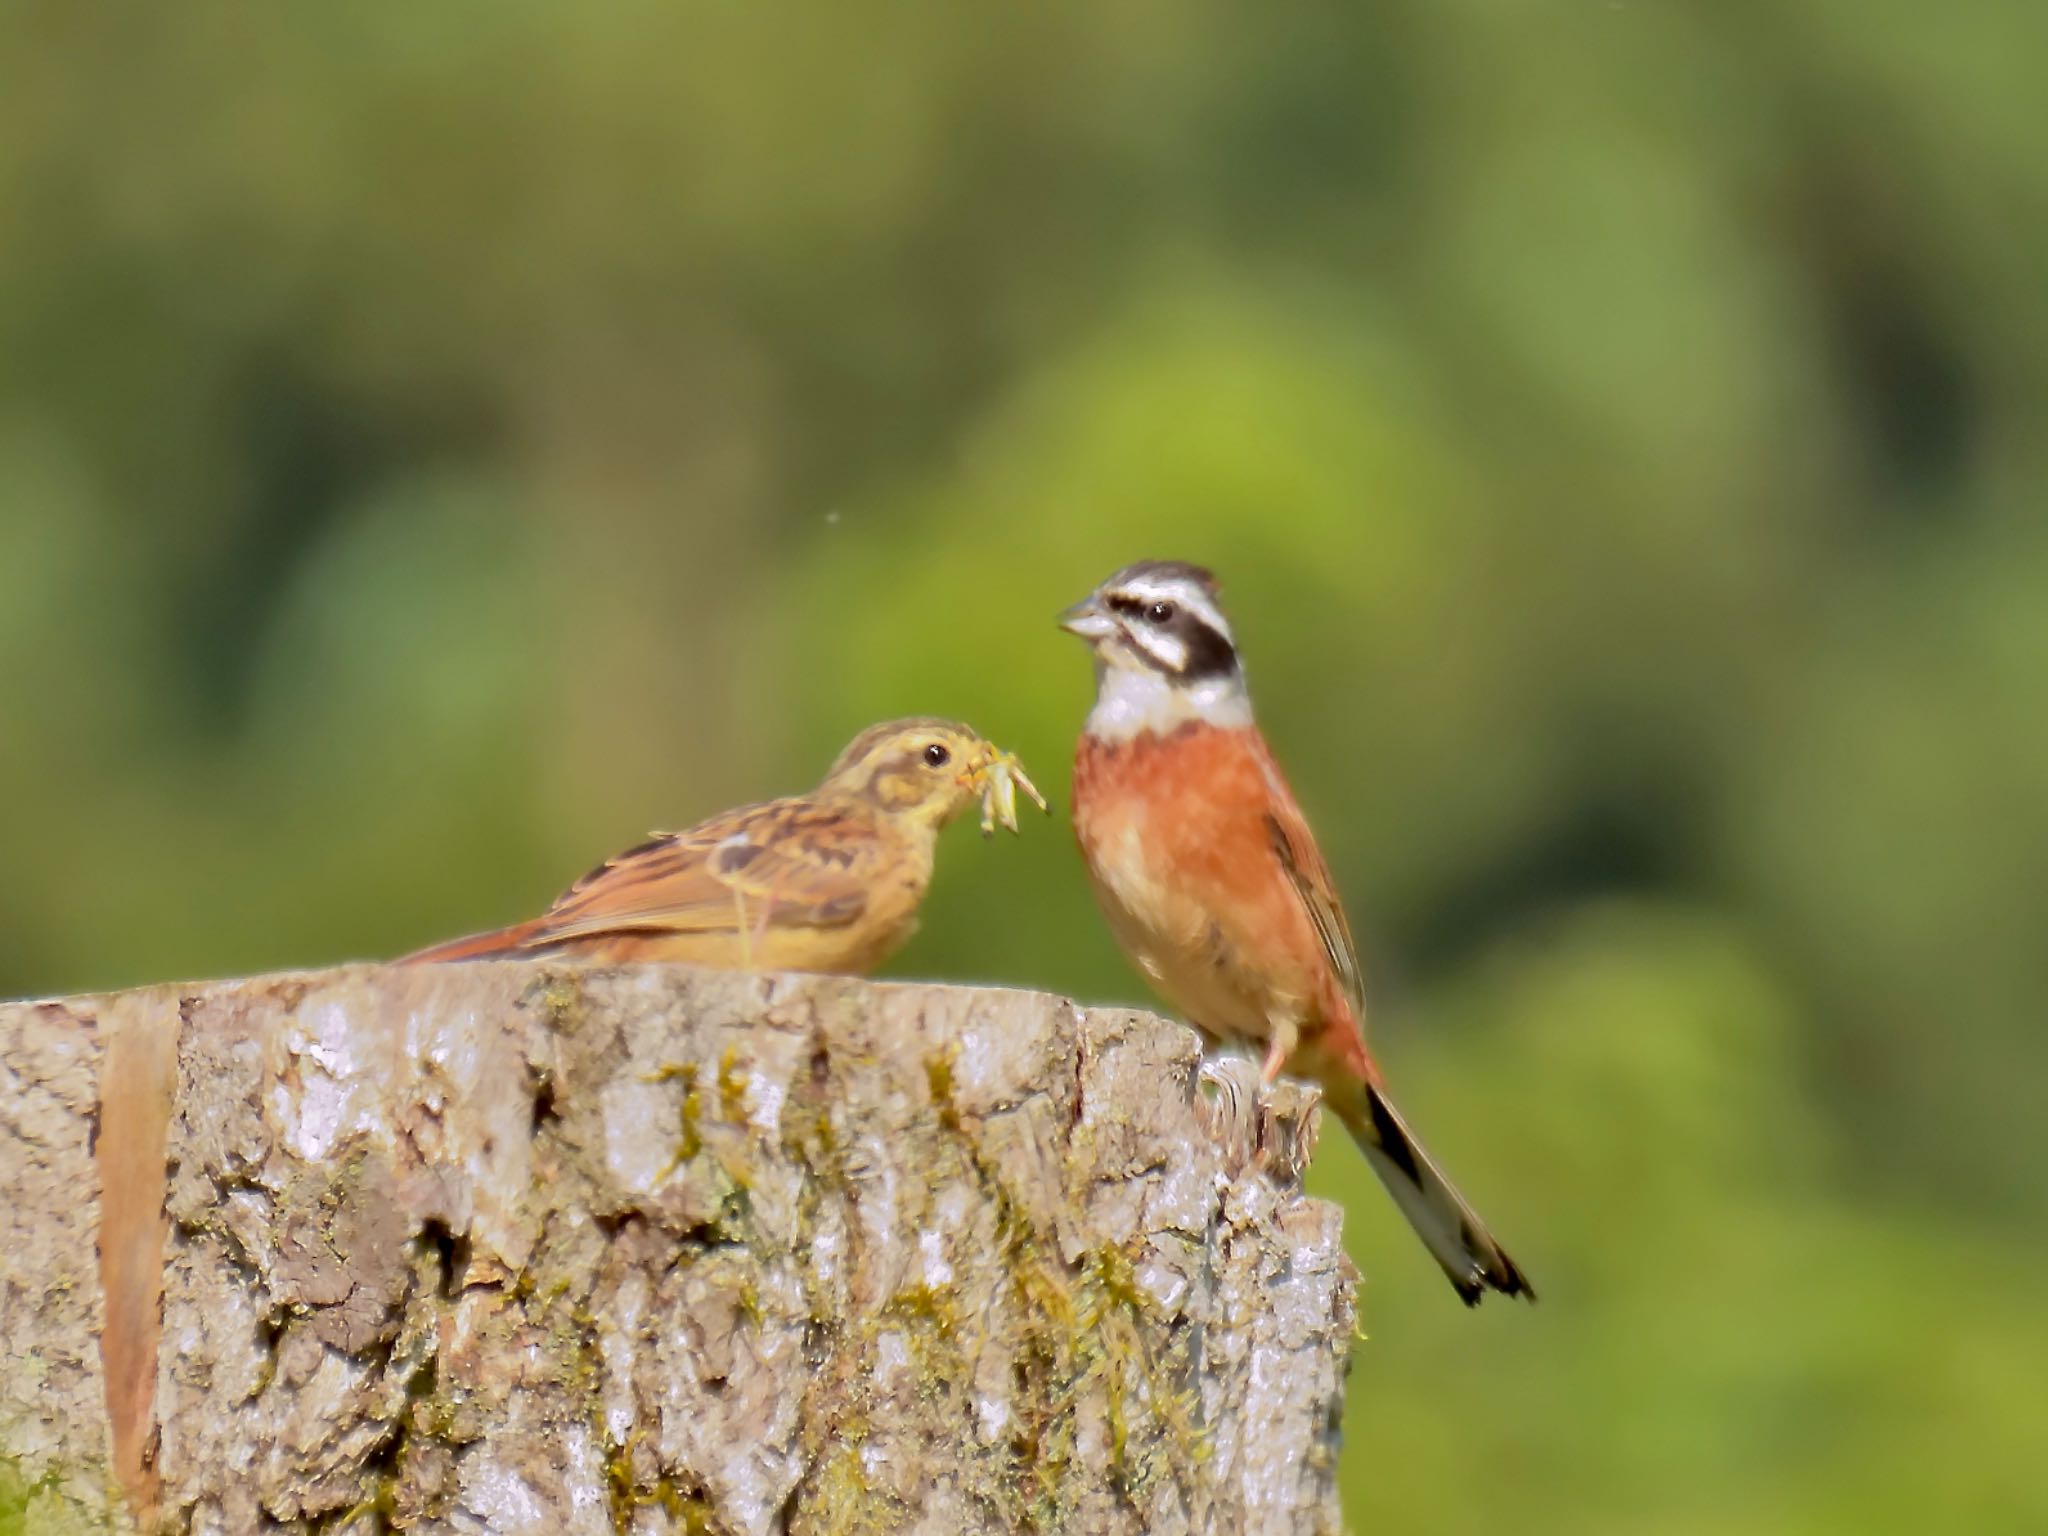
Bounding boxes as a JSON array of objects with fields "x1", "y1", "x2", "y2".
[
  {"x1": 1265, "y1": 809, "x2": 1367, "y2": 1016},
  {"x1": 524, "y1": 802, "x2": 874, "y2": 944}
]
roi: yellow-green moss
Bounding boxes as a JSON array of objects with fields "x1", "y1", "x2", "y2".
[
  {"x1": 881, "y1": 1280, "x2": 960, "y2": 1339},
  {"x1": 1077, "y1": 1240, "x2": 1210, "y2": 1505},
  {"x1": 804, "y1": 1439, "x2": 900, "y2": 1536},
  {"x1": 923, "y1": 1046, "x2": 967, "y2": 1137},
  {"x1": 0, "y1": 1454, "x2": 113, "y2": 1535},
  {"x1": 603, "y1": 1428, "x2": 721, "y2": 1534},
  {"x1": 644, "y1": 1061, "x2": 706, "y2": 1171},
  {"x1": 717, "y1": 1045, "x2": 751, "y2": 1123},
  {"x1": 535, "y1": 976, "x2": 582, "y2": 1032}
]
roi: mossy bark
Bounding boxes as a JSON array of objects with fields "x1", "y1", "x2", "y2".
[{"x1": 1, "y1": 964, "x2": 1355, "y2": 1534}]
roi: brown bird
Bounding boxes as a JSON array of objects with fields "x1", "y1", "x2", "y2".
[
  {"x1": 404, "y1": 718, "x2": 1045, "y2": 973},
  {"x1": 1062, "y1": 560, "x2": 1532, "y2": 1304}
]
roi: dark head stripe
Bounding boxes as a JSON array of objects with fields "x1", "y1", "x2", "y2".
[
  {"x1": 1114, "y1": 604, "x2": 1238, "y2": 679},
  {"x1": 1177, "y1": 612, "x2": 1238, "y2": 678}
]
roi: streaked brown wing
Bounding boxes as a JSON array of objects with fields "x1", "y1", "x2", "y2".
[
  {"x1": 1255, "y1": 741, "x2": 1367, "y2": 1019},
  {"x1": 524, "y1": 799, "x2": 877, "y2": 946}
]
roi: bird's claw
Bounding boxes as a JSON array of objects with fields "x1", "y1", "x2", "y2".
[{"x1": 1195, "y1": 1053, "x2": 1321, "y2": 1186}]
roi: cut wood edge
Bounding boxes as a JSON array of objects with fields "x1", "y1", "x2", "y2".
[{"x1": 94, "y1": 989, "x2": 182, "y2": 1529}]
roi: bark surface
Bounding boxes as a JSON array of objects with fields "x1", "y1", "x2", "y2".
[{"x1": 1, "y1": 963, "x2": 1355, "y2": 1534}]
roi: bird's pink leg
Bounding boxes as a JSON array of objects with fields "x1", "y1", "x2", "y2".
[{"x1": 1260, "y1": 1020, "x2": 1299, "y2": 1084}]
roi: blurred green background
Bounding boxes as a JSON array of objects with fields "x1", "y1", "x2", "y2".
[{"x1": 4, "y1": 2, "x2": 2045, "y2": 1530}]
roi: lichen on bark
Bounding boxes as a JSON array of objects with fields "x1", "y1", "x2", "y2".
[{"x1": 1, "y1": 963, "x2": 1355, "y2": 1534}]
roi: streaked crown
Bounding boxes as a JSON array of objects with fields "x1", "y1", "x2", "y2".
[
  {"x1": 825, "y1": 717, "x2": 977, "y2": 779},
  {"x1": 821, "y1": 717, "x2": 995, "y2": 828}
]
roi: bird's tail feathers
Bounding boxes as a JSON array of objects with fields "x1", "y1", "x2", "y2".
[{"x1": 1323, "y1": 1074, "x2": 1534, "y2": 1306}]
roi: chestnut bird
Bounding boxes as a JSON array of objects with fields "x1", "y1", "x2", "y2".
[
  {"x1": 405, "y1": 718, "x2": 1044, "y2": 973},
  {"x1": 1062, "y1": 561, "x2": 1532, "y2": 1304}
]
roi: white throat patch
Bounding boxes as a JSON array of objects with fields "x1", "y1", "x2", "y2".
[{"x1": 1085, "y1": 655, "x2": 1253, "y2": 741}]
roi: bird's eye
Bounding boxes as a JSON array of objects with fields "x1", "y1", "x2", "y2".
[
  {"x1": 923, "y1": 743, "x2": 951, "y2": 768},
  {"x1": 1147, "y1": 600, "x2": 1176, "y2": 624}
]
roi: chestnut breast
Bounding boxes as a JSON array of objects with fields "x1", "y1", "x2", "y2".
[{"x1": 1073, "y1": 722, "x2": 1337, "y2": 1042}]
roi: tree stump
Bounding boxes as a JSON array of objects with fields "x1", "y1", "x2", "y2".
[{"x1": 1, "y1": 963, "x2": 1356, "y2": 1534}]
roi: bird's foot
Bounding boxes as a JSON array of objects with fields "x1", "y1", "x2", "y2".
[{"x1": 1194, "y1": 1053, "x2": 1321, "y2": 1187}]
